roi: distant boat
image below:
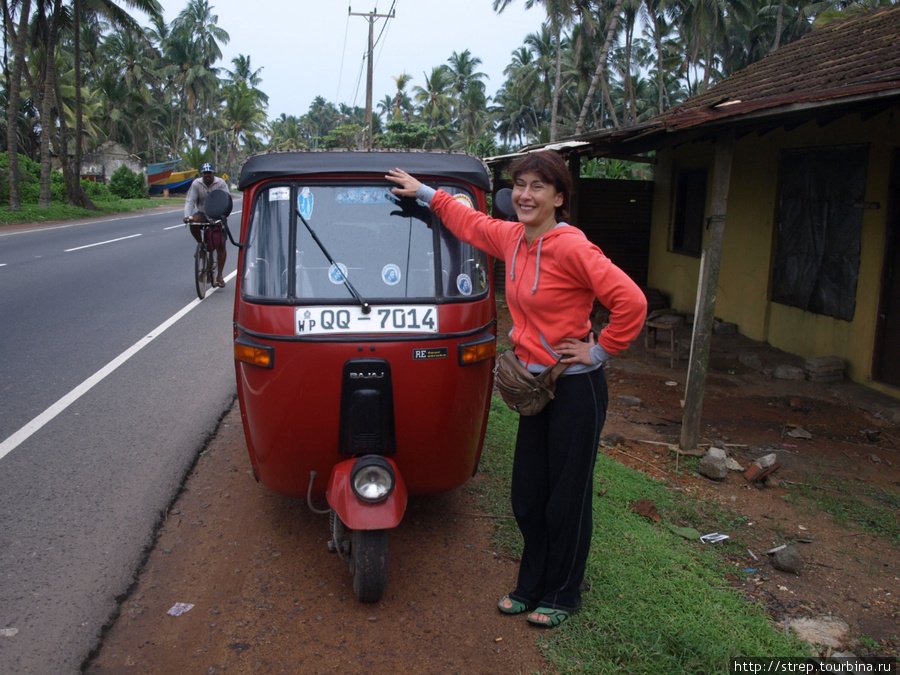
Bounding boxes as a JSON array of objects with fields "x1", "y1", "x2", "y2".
[
  {"x1": 147, "y1": 159, "x2": 181, "y2": 184},
  {"x1": 148, "y1": 169, "x2": 198, "y2": 195}
]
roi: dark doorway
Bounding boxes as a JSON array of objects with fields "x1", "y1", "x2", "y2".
[
  {"x1": 873, "y1": 148, "x2": 900, "y2": 387},
  {"x1": 575, "y1": 178, "x2": 653, "y2": 287}
]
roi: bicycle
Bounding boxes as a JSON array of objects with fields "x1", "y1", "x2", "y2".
[
  {"x1": 186, "y1": 189, "x2": 242, "y2": 299},
  {"x1": 193, "y1": 220, "x2": 221, "y2": 299},
  {"x1": 189, "y1": 217, "x2": 242, "y2": 299}
]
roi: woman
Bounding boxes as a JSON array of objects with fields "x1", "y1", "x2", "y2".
[{"x1": 387, "y1": 151, "x2": 646, "y2": 628}]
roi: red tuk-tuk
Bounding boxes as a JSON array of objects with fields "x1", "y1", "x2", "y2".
[{"x1": 231, "y1": 150, "x2": 497, "y2": 602}]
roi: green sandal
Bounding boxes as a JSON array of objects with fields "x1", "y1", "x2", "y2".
[
  {"x1": 526, "y1": 607, "x2": 571, "y2": 628},
  {"x1": 497, "y1": 595, "x2": 531, "y2": 615}
]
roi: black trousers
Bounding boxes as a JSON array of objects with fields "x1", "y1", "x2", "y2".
[{"x1": 508, "y1": 366, "x2": 608, "y2": 612}]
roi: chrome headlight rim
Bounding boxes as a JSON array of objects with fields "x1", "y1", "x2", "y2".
[{"x1": 350, "y1": 455, "x2": 396, "y2": 503}]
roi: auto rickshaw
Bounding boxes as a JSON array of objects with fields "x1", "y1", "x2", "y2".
[{"x1": 231, "y1": 150, "x2": 497, "y2": 602}]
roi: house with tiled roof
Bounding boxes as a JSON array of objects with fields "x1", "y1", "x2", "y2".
[{"x1": 491, "y1": 5, "x2": 900, "y2": 423}]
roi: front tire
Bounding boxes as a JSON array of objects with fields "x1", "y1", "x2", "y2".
[
  {"x1": 194, "y1": 242, "x2": 208, "y2": 299},
  {"x1": 350, "y1": 529, "x2": 388, "y2": 603}
]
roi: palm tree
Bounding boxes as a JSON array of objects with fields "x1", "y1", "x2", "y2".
[
  {"x1": 269, "y1": 113, "x2": 305, "y2": 150},
  {"x1": 166, "y1": 0, "x2": 229, "y2": 153},
  {"x1": 2, "y1": 0, "x2": 33, "y2": 210},
  {"x1": 388, "y1": 72, "x2": 414, "y2": 122},
  {"x1": 412, "y1": 66, "x2": 455, "y2": 136},
  {"x1": 576, "y1": 0, "x2": 624, "y2": 133},
  {"x1": 97, "y1": 27, "x2": 161, "y2": 154},
  {"x1": 219, "y1": 78, "x2": 267, "y2": 176},
  {"x1": 70, "y1": 0, "x2": 162, "y2": 205},
  {"x1": 446, "y1": 50, "x2": 489, "y2": 146},
  {"x1": 302, "y1": 96, "x2": 341, "y2": 147},
  {"x1": 494, "y1": 46, "x2": 545, "y2": 146},
  {"x1": 494, "y1": 0, "x2": 575, "y2": 142}
]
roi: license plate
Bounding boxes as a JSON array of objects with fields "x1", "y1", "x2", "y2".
[{"x1": 295, "y1": 305, "x2": 439, "y2": 336}]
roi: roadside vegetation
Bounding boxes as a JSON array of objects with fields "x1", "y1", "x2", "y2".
[
  {"x1": 477, "y1": 396, "x2": 811, "y2": 672},
  {"x1": 0, "y1": 152, "x2": 182, "y2": 225}
]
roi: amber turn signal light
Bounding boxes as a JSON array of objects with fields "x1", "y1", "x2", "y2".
[
  {"x1": 458, "y1": 333, "x2": 496, "y2": 366},
  {"x1": 234, "y1": 337, "x2": 274, "y2": 369}
]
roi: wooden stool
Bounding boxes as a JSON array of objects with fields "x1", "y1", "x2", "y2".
[{"x1": 644, "y1": 314, "x2": 684, "y2": 368}]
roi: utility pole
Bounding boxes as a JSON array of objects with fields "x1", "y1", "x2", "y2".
[{"x1": 349, "y1": 6, "x2": 395, "y2": 149}]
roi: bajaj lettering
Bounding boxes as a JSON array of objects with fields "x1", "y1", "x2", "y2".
[{"x1": 349, "y1": 371, "x2": 385, "y2": 379}]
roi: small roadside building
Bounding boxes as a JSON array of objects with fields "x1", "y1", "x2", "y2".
[
  {"x1": 490, "y1": 5, "x2": 900, "y2": 413},
  {"x1": 80, "y1": 141, "x2": 144, "y2": 183}
]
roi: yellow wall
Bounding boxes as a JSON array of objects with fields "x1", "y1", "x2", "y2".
[{"x1": 647, "y1": 107, "x2": 899, "y2": 394}]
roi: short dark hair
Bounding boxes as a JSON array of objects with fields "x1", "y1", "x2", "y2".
[{"x1": 510, "y1": 151, "x2": 572, "y2": 222}]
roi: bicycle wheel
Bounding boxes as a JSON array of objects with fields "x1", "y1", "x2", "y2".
[
  {"x1": 208, "y1": 249, "x2": 219, "y2": 288},
  {"x1": 194, "y1": 241, "x2": 208, "y2": 299}
]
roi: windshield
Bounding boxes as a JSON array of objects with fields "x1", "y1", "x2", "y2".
[{"x1": 241, "y1": 183, "x2": 489, "y2": 303}]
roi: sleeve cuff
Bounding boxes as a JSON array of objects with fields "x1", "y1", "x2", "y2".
[
  {"x1": 590, "y1": 343, "x2": 612, "y2": 365},
  {"x1": 416, "y1": 185, "x2": 437, "y2": 204}
]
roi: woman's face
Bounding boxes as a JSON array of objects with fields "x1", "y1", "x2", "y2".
[{"x1": 512, "y1": 171, "x2": 564, "y2": 230}]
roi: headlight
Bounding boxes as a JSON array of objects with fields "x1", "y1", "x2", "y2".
[{"x1": 350, "y1": 456, "x2": 395, "y2": 503}]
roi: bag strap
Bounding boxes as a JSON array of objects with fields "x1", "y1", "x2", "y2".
[{"x1": 535, "y1": 357, "x2": 568, "y2": 386}]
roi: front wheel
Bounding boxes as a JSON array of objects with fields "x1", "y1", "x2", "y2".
[
  {"x1": 194, "y1": 242, "x2": 208, "y2": 299},
  {"x1": 350, "y1": 529, "x2": 388, "y2": 603}
]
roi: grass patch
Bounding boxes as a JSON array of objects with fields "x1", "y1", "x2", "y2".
[
  {"x1": 478, "y1": 396, "x2": 811, "y2": 673},
  {"x1": 0, "y1": 198, "x2": 184, "y2": 225},
  {"x1": 783, "y1": 475, "x2": 900, "y2": 545}
]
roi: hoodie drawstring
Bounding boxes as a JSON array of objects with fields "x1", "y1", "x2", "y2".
[
  {"x1": 532, "y1": 238, "x2": 544, "y2": 294},
  {"x1": 508, "y1": 233, "x2": 544, "y2": 294},
  {"x1": 509, "y1": 233, "x2": 524, "y2": 282}
]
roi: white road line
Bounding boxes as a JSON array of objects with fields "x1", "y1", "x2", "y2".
[
  {"x1": 164, "y1": 224, "x2": 186, "y2": 231},
  {"x1": 0, "y1": 269, "x2": 237, "y2": 462},
  {"x1": 65, "y1": 233, "x2": 143, "y2": 252}
]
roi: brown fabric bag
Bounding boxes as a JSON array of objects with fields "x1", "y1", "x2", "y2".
[{"x1": 493, "y1": 350, "x2": 568, "y2": 416}]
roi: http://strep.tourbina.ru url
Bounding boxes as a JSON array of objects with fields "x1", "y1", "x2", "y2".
[{"x1": 730, "y1": 657, "x2": 897, "y2": 674}]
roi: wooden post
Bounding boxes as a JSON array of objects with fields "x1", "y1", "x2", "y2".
[
  {"x1": 568, "y1": 153, "x2": 580, "y2": 227},
  {"x1": 680, "y1": 130, "x2": 734, "y2": 451},
  {"x1": 350, "y1": 7, "x2": 394, "y2": 149}
]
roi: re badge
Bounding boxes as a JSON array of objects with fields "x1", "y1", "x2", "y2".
[{"x1": 413, "y1": 347, "x2": 448, "y2": 360}]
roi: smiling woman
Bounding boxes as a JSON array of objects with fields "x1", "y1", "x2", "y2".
[{"x1": 388, "y1": 150, "x2": 648, "y2": 627}]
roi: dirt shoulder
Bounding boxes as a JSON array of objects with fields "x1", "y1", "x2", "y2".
[{"x1": 85, "y1": 405, "x2": 548, "y2": 675}]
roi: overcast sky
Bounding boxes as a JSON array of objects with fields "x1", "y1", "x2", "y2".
[{"x1": 154, "y1": 0, "x2": 545, "y2": 120}]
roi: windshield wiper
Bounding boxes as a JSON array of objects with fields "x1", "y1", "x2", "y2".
[{"x1": 295, "y1": 208, "x2": 371, "y2": 314}]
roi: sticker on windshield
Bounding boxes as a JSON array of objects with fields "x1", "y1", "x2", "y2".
[
  {"x1": 268, "y1": 186, "x2": 290, "y2": 201},
  {"x1": 335, "y1": 187, "x2": 393, "y2": 204},
  {"x1": 454, "y1": 193, "x2": 474, "y2": 209},
  {"x1": 328, "y1": 262, "x2": 349, "y2": 284},
  {"x1": 456, "y1": 273, "x2": 473, "y2": 296},
  {"x1": 297, "y1": 187, "x2": 314, "y2": 219},
  {"x1": 382, "y1": 264, "x2": 401, "y2": 286}
]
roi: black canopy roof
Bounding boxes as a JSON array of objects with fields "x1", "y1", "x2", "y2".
[{"x1": 238, "y1": 150, "x2": 491, "y2": 192}]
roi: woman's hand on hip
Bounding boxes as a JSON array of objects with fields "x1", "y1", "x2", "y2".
[
  {"x1": 555, "y1": 333, "x2": 597, "y2": 365},
  {"x1": 386, "y1": 168, "x2": 421, "y2": 197}
]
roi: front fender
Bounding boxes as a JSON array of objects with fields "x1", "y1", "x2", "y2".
[{"x1": 326, "y1": 458, "x2": 408, "y2": 530}]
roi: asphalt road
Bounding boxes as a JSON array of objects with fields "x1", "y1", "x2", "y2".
[{"x1": 0, "y1": 202, "x2": 242, "y2": 674}]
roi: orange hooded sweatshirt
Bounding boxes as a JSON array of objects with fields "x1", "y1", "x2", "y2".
[{"x1": 429, "y1": 189, "x2": 647, "y2": 370}]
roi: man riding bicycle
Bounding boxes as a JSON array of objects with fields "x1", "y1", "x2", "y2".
[{"x1": 184, "y1": 162, "x2": 229, "y2": 288}]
